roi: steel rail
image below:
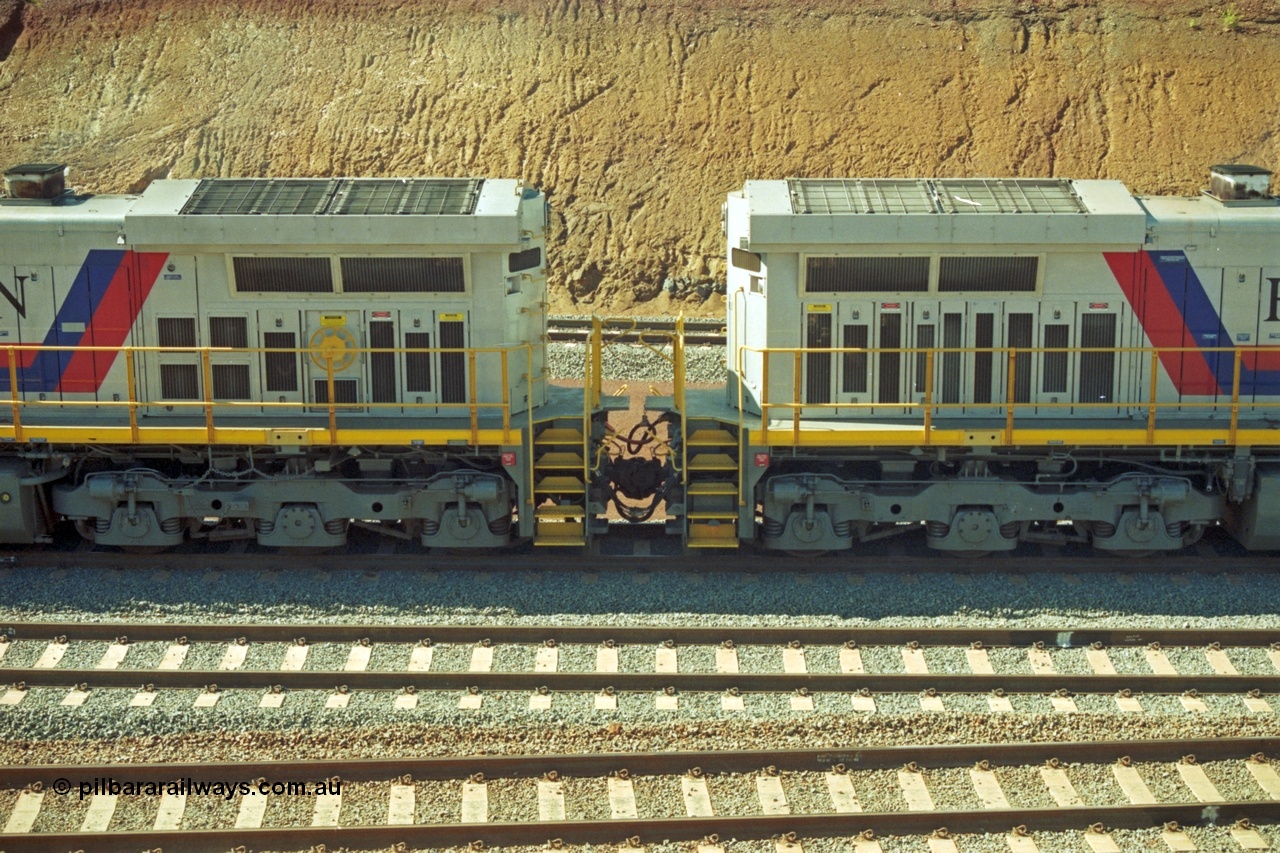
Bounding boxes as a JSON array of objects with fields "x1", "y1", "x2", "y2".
[
  {"x1": 3, "y1": 620, "x2": 1278, "y2": 647},
  {"x1": 4, "y1": 668, "x2": 1278, "y2": 695},
  {"x1": 5, "y1": 548, "x2": 1279, "y2": 574},
  {"x1": 1, "y1": 740, "x2": 1278, "y2": 853},
  {"x1": 3, "y1": 805, "x2": 1275, "y2": 853},
  {"x1": 3, "y1": 737, "x2": 1274, "y2": 782}
]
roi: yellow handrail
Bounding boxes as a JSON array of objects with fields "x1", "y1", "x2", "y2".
[
  {"x1": 740, "y1": 342, "x2": 1280, "y2": 447},
  {"x1": 0, "y1": 342, "x2": 536, "y2": 447}
]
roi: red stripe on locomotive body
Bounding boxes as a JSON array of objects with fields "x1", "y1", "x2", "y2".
[
  {"x1": 57, "y1": 251, "x2": 169, "y2": 394},
  {"x1": 1106, "y1": 251, "x2": 1223, "y2": 395}
]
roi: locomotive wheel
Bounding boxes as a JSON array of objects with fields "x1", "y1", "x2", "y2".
[
  {"x1": 1097, "y1": 549, "x2": 1159, "y2": 559},
  {"x1": 784, "y1": 550, "x2": 830, "y2": 558},
  {"x1": 947, "y1": 551, "x2": 993, "y2": 560}
]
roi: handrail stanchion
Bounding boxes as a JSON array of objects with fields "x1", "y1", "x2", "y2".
[
  {"x1": 760, "y1": 349, "x2": 770, "y2": 445},
  {"x1": 792, "y1": 349, "x2": 802, "y2": 442},
  {"x1": 468, "y1": 350, "x2": 479, "y2": 445},
  {"x1": 1147, "y1": 350, "x2": 1159, "y2": 444},
  {"x1": 125, "y1": 348, "x2": 139, "y2": 443},
  {"x1": 923, "y1": 349, "x2": 934, "y2": 444},
  {"x1": 500, "y1": 349, "x2": 511, "y2": 443},
  {"x1": 1004, "y1": 347, "x2": 1017, "y2": 445},
  {"x1": 8, "y1": 347, "x2": 22, "y2": 443},
  {"x1": 325, "y1": 350, "x2": 338, "y2": 444},
  {"x1": 201, "y1": 348, "x2": 215, "y2": 443},
  {"x1": 1230, "y1": 347, "x2": 1243, "y2": 445}
]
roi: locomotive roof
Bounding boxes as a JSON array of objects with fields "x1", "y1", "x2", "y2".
[
  {"x1": 741, "y1": 178, "x2": 1147, "y2": 247},
  {"x1": 124, "y1": 177, "x2": 529, "y2": 248}
]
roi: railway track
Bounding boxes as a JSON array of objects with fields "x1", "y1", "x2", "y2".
[
  {"x1": 2, "y1": 534, "x2": 1278, "y2": 573},
  {"x1": 3, "y1": 623, "x2": 1279, "y2": 713},
  {"x1": 547, "y1": 318, "x2": 725, "y2": 345},
  {"x1": 1, "y1": 738, "x2": 1278, "y2": 852}
]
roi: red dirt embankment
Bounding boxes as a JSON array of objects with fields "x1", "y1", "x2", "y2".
[{"x1": 0, "y1": 0, "x2": 1276, "y2": 315}]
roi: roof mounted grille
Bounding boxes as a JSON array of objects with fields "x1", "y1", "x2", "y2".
[
  {"x1": 328, "y1": 178, "x2": 483, "y2": 215},
  {"x1": 180, "y1": 177, "x2": 484, "y2": 216},
  {"x1": 180, "y1": 179, "x2": 339, "y2": 215},
  {"x1": 788, "y1": 178, "x2": 1087, "y2": 215}
]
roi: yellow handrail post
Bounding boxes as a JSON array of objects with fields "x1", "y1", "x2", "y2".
[
  {"x1": 125, "y1": 348, "x2": 139, "y2": 443},
  {"x1": 7, "y1": 348, "x2": 22, "y2": 443},
  {"x1": 325, "y1": 350, "x2": 337, "y2": 444},
  {"x1": 590, "y1": 317, "x2": 603, "y2": 410},
  {"x1": 1230, "y1": 347, "x2": 1243, "y2": 445},
  {"x1": 500, "y1": 349, "x2": 511, "y2": 443},
  {"x1": 792, "y1": 349, "x2": 802, "y2": 441},
  {"x1": 201, "y1": 348, "x2": 216, "y2": 444},
  {"x1": 760, "y1": 350, "x2": 770, "y2": 445},
  {"x1": 1146, "y1": 350, "x2": 1159, "y2": 444},
  {"x1": 526, "y1": 344, "x2": 535, "y2": 510},
  {"x1": 923, "y1": 349, "x2": 934, "y2": 444},
  {"x1": 1004, "y1": 348, "x2": 1017, "y2": 445},
  {"x1": 468, "y1": 350, "x2": 479, "y2": 445}
]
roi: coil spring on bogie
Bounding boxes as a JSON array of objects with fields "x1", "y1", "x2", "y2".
[
  {"x1": 323, "y1": 518, "x2": 346, "y2": 536},
  {"x1": 421, "y1": 519, "x2": 441, "y2": 536},
  {"x1": 1093, "y1": 521, "x2": 1117, "y2": 538},
  {"x1": 832, "y1": 520, "x2": 852, "y2": 538},
  {"x1": 925, "y1": 520, "x2": 949, "y2": 538},
  {"x1": 94, "y1": 517, "x2": 111, "y2": 535},
  {"x1": 160, "y1": 517, "x2": 183, "y2": 535},
  {"x1": 762, "y1": 518, "x2": 784, "y2": 538},
  {"x1": 256, "y1": 519, "x2": 275, "y2": 535},
  {"x1": 999, "y1": 520, "x2": 1021, "y2": 540},
  {"x1": 1167, "y1": 520, "x2": 1189, "y2": 539},
  {"x1": 488, "y1": 516, "x2": 512, "y2": 536}
]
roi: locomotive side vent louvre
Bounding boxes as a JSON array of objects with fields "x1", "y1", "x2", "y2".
[
  {"x1": 209, "y1": 317, "x2": 249, "y2": 349},
  {"x1": 941, "y1": 314, "x2": 963, "y2": 405},
  {"x1": 731, "y1": 248, "x2": 762, "y2": 273},
  {"x1": 508, "y1": 247, "x2": 542, "y2": 274},
  {"x1": 805, "y1": 256, "x2": 929, "y2": 293},
  {"x1": 160, "y1": 364, "x2": 200, "y2": 400},
  {"x1": 211, "y1": 364, "x2": 251, "y2": 400},
  {"x1": 340, "y1": 257, "x2": 465, "y2": 293},
  {"x1": 973, "y1": 313, "x2": 995, "y2": 405},
  {"x1": 233, "y1": 257, "x2": 334, "y2": 293},
  {"x1": 368, "y1": 321, "x2": 397, "y2": 405},
  {"x1": 841, "y1": 324, "x2": 868, "y2": 394},
  {"x1": 1007, "y1": 313, "x2": 1034, "y2": 404},
  {"x1": 156, "y1": 318, "x2": 197, "y2": 349},
  {"x1": 938, "y1": 257, "x2": 1038, "y2": 292},
  {"x1": 263, "y1": 332, "x2": 299, "y2": 393},
  {"x1": 404, "y1": 332, "x2": 433, "y2": 393},
  {"x1": 439, "y1": 321, "x2": 467, "y2": 405},
  {"x1": 1078, "y1": 314, "x2": 1117, "y2": 404},
  {"x1": 313, "y1": 379, "x2": 359, "y2": 405},
  {"x1": 879, "y1": 313, "x2": 902, "y2": 404},
  {"x1": 805, "y1": 313, "x2": 832, "y2": 405},
  {"x1": 914, "y1": 325, "x2": 935, "y2": 394},
  {"x1": 1042, "y1": 325, "x2": 1070, "y2": 393}
]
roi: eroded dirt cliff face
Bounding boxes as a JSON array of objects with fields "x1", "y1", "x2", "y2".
[{"x1": 0, "y1": 0, "x2": 1277, "y2": 315}]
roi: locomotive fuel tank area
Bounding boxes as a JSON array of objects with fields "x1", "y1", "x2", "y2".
[{"x1": 0, "y1": 163, "x2": 1278, "y2": 556}]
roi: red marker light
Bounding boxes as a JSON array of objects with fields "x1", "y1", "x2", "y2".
[
  {"x1": 754, "y1": 452, "x2": 770, "y2": 467},
  {"x1": 501, "y1": 452, "x2": 517, "y2": 467}
]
